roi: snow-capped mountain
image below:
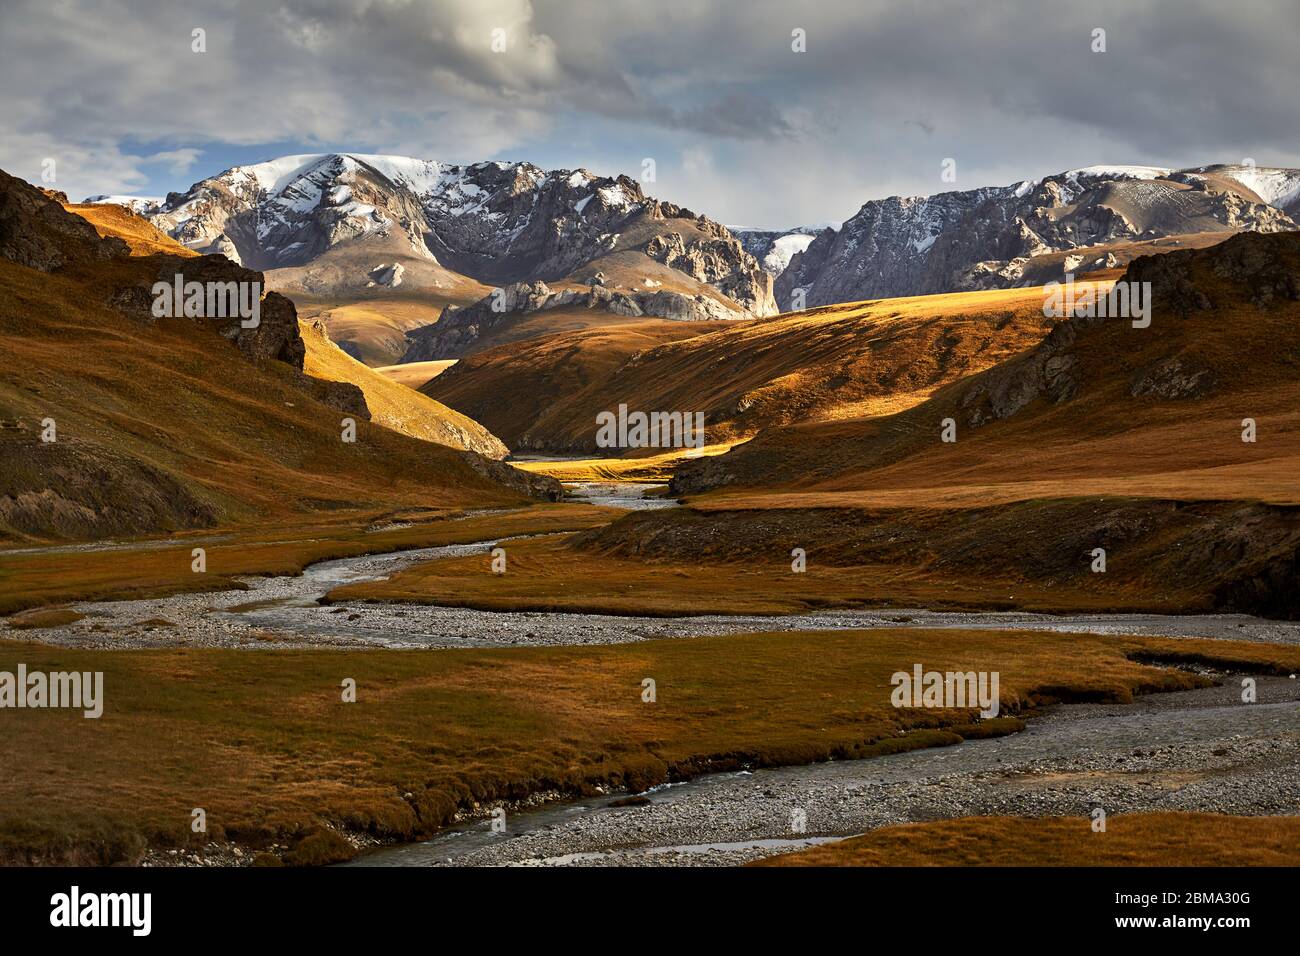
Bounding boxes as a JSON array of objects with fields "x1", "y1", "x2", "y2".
[
  {"x1": 776, "y1": 164, "x2": 1300, "y2": 310},
  {"x1": 89, "y1": 153, "x2": 775, "y2": 317}
]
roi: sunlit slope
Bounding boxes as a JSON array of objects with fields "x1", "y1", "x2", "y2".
[
  {"x1": 375, "y1": 360, "x2": 457, "y2": 389},
  {"x1": 424, "y1": 318, "x2": 735, "y2": 448},
  {"x1": 0, "y1": 178, "x2": 546, "y2": 543},
  {"x1": 674, "y1": 232, "x2": 1300, "y2": 509},
  {"x1": 300, "y1": 320, "x2": 507, "y2": 458},
  {"x1": 66, "y1": 203, "x2": 197, "y2": 257},
  {"x1": 427, "y1": 286, "x2": 1052, "y2": 453}
]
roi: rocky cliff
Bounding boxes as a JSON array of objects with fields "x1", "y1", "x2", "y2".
[{"x1": 776, "y1": 164, "x2": 1300, "y2": 310}]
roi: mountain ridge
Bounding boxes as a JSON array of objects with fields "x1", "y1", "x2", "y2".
[
  {"x1": 91, "y1": 152, "x2": 776, "y2": 323},
  {"x1": 775, "y1": 163, "x2": 1300, "y2": 310}
]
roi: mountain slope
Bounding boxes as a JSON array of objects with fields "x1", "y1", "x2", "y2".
[
  {"x1": 423, "y1": 318, "x2": 736, "y2": 448},
  {"x1": 66, "y1": 202, "x2": 196, "y2": 258},
  {"x1": 777, "y1": 164, "x2": 1300, "y2": 310},
  {"x1": 103, "y1": 153, "x2": 776, "y2": 336},
  {"x1": 534, "y1": 232, "x2": 1300, "y2": 618},
  {"x1": 299, "y1": 320, "x2": 508, "y2": 458},
  {"x1": 676, "y1": 230, "x2": 1300, "y2": 507},
  {"x1": 0, "y1": 170, "x2": 553, "y2": 543},
  {"x1": 424, "y1": 286, "x2": 1053, "y2": 453}
]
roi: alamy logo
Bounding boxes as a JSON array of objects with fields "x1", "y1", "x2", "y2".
[
  {"x1": 890, "y1": 664, "x2": 1000, "y2": 718},
  {"x1": 0, "y1": 664, "x2": 103, "y2": 718},
  {"x1": 595, "y1": 403, "x2": 704, "y2": 449},
  {"x1": 1043, "y1": 274, "x2": 1152, "y2": 328},
  {"x1": 152, "y1": 273, "x2": 261, "y2": 328},
  {"x1": 50, "y1": 886, "x2": 150, "y2": 936}
]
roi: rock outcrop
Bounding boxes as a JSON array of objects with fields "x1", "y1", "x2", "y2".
[
  {"x1": 456, "y1": 451, "x2": 562, "y2": 502},
  {"x1": 0, "y1": 169, "x2": 127, "y2": 271}
]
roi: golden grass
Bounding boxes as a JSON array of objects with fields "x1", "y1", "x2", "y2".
[
  {"x1": 428, "y1": 286, "x2": 1051, "y2": 452},
  {"x1": 695, "y1": 388, "x2": 1300, "y2": 511},
  {"x1": 374, "y1": 360, "x2": 458, "y2": 389},
  {"x1": 677, "y1": 236, "x2": 1300, "y2": 510},
  {"x1": 0, "y1": 505, "x2": 618, "y2": 616},
  {"x1": 325, "y1": 525, "x2": 1182, "y2": 617},
  {"x1": 300, "y1": 321, "x2": 506, "y2": 456},
  {"x1": 2, "y1": 627, "x2": 1293, "y2": 864},
  {"x1": 513, "y1": 444, "x2": 736, "y2": 482},
  {"x1": 3, "y1": 608, "x2": 85, "y2": 630},
  {"x1": 425, "y1": 318, "x2": 734, "y2": 446},
  {"x1": 65, "y1": 204, "x2": 197, "y2": 258},
  {"x1": 753, "y1": 813, "x2": 1300, "y2": 866}
]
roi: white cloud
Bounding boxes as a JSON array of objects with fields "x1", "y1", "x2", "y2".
[{"x1": 2, "y1": 0, "x2": 1298, "y2": 224}]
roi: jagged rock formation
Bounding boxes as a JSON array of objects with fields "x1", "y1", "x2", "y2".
[
  {"x1": 641, "y1": 221, "x2": 774, "y2": 313},
  {"x1": 104, "y1": 253, "x2": 308, "y2": 370},
  {"x1": 401, "y1": 279, "x2": 746, "y2": 361},
  {"x1": 776, "y1": 164, "x2": 1300, "y2": 310},
  {"x1": 95, "y1": 153, "x2": 775, "y2": 319}
]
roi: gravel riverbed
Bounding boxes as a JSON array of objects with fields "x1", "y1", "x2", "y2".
[
  {"x1": 9, "y1": 501, "x2": 1296, "y2": 868},
  {"x1": 12, "y1": 531, "x2": 1300, "y2": 650},
  {"x1": 351, "y1": 675, "x2": 1300, "y2": 867}
]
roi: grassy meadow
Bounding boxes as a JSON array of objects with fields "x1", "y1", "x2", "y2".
[{"x1": 1, "y1": 627, "x2": 1296, "y2": 864}]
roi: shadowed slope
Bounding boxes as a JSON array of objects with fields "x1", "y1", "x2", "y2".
[
  {"x1": 674, "y1": 231, "x2": 1300, "y2": 507},
  {"x1": 0, "y1": 171, "x2": 553, "y2": 543},
  {"x1": 426, "y1": 286, "x2": 1052, "y2": 453}
]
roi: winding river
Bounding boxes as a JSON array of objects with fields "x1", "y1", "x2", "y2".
[{"x1": 10, "y1": 486, "x2": 1300, "y2": 865}]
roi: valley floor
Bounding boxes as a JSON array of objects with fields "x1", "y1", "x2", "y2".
[
  {"x1": 354, "y1": 676, "x2": 1299, "y2": 867},
  {"x1": 3, "y1": 503, "x2": 1298, "y2": 868}
]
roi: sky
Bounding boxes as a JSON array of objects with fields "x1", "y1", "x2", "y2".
[{"x1": 3, "y1": 0, "x2": 1299, "y2": 229}]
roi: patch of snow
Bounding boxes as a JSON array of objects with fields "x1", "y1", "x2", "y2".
[
  {"x1": 596, "y1": 184, "x2": 633, "y2": 208},
  {"x1": 82, "y1": 194, "x2": 163, "y2": 214},
  {"x1": 1215, "y1": 167, "x2": 1300, "y2": 209},
  {"x1": 1064, "y1": 165, "x2": 1172, "y2": 182},
  {"x1": 765, "y1": 233, "x2": 817, "y2": 272}
]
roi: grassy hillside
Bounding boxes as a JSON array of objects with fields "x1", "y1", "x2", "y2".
[
  {"x1": 426, "y1": 286, "x2": 1052, "y2": 453},
  {"x1": 673, "y1": 232, "x2": 1300, "y2": 508},
  {"x1": 0, "y1": 177, "x2": 551, "y2": 543},
  {"x1": 67, "y1": 203, "x2": 197, "y2": 258},
  {"x1": 425, "y1": 318, "x2": 735, "y2": 447},
  {"x1": 300, "y1": 320, "x2": 508, "y2": 458},
  {"x1": 375, "y1": 360, "x2": 457, "y2": 389}
]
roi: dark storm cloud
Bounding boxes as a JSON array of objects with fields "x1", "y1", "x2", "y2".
[{"x1": 2, "y1": 0, "x2": 1296, "y2": 227}]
